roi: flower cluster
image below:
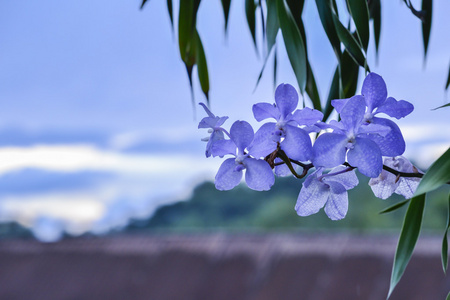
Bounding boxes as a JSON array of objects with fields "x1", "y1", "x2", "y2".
[{"x1": 198, "y1": 73, "x2": 421, "y2": 220}]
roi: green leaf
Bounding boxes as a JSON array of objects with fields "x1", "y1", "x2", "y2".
[
  {"x1": 340, "y1": 50, "x2": 360, "y2": 98},
  {"x1": 167, "y1": 0, "x2": 174, "y2": 30},
  {"x1": 446, "y1": 62, "x2": 450, "y2": 90},
  {"x1": 447, "y1": 291, "x2": 450, "y2": 300},
  {"x1": 221, "y1": 0, "x2": 232, "y2": 33},
  {"x1": 306, "y1": 62, "x2": 322, "y2": 111},
  {"x1": 178, "y1": 0, "x2": 201, "y2": 66},
  {"x1": 331, "y1": 10, "x2": 369, "y2": 70},
  {"x1": 379, "y1": 199, "x2": 410, "y2": 214},
  {"x1": 315, "y1": 0, "x2": 341, "y2": 61},
  {"x1": 266, "y1": 0, "x2": 279, "y2": 55},
  {"x1": 286, "y1": 0, "x2": 305, "y2": 32},
  {"x1": 195, "y1": 31, "x2": 209, "y2": 103},
  {"x1": 323, "y1": 66, "x2": 340, "y2": 122},
  {"x1": 273, "y1": 46, "x2": 278, "y2": 88},
  {"x1": 414, "y1": 147, "x2": 450, "y2": 196},
  {"x1": 245, "y1": 0, "x2": 257, "y2": 49},
  {"x1": 347, "y1": 0, "x2": 370, "y2": 52},
  {"x1": 140, "y1": 0, "x2": 149, "y2": 9},
  {"x1": 369, "y1": 0, "x2": 381, "y2": 58},
  {"x1": 421, "y1": 0, "x2": 432, "y2": 57},
  {"x1": 432, "y1": 103, "x2": 450, "y2": 110},
  {"x1": 388, "y1": 193, "x2": 426, "y2": 299},
  {"x1": 277, "y1": 0, "x2": 307, "y2": 93},
  {"x1": 442, "y1": 193, "x2": 450, "y2": 274}
]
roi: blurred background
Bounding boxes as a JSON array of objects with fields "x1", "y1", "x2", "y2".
[{"x1": 0, "y1": 1, "x2": 449, "y2": 299}]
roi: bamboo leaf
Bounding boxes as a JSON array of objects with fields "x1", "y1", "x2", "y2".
[
  {"x1": 315, "y1": 0, "x2": 341, "y2": 61},
  {"x1": 347, "y1": 0, "x2": 370, "y2": 52},
  {"x1": 286, "y1": 0, "x2": 305, "y2": 31},
  {"x1": 446, "y1": 62, "x2": 450, "y2": 90},
  {"x1": 245, "y1": 0, "x2": 257, "y2": 49},
  {"x1": 140, "y1": 0, "x2": 149, "y2": 9},
  {"x1": 266, "y1": 0, "x2": 279, "y2": 55},
  {"x1": 388, "y1": 193, "x2": 426, "y2": 299},
  {"x1": 340, "y1": 50, "x2": 360, "y2": 98},
  {"x1": 273, "y1": 46, "x2": 278, "y2": 88},
  {"x1": 221, "y1": 0, "x2": 232, "y2": 33},
  {"x1": 323, "y1": 66, "x2": 339, "y2": 122},
  {"x1": 277, "y1": 0, "x2": 307, "y2": 93},
  {"x1": 421, "y1": 0, "x2": 432, "y2": 57},
  {"x1": 167, "y1": 0, "x2": 174, "y2": 30},
  {"x1": 414, "y1": 147, "x2": 450, "y2": 196},
  {"x1": 442, "y1": 193, "x2": 450, "y2": 274},
  {"x1": 306, "y1": 62, "x2": 322, "y2": 111},
  {"x1": 432, "y1": 103, "x2": 450, "y2": 110},
  {"x1": 195, "y1": 31, "x2": 209, "y2": 103},
  {"x1": 379, "y1": 199, "x2": 410, "y2": 214},
  {"x1": 331, "y1": 10, "x2": 369, "y2": 70},
  {"x1": 369, "y1": 0, "x2": 381, "y2": 58}
]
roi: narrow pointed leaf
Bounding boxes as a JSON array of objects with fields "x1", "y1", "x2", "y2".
[
  {"x1": 286, "y1": 0, "x2": 305, "y2": 31},
  {"x1": 414, "y1": 147, "x2": 450, "y2": 196},
  {"x1": 421, "y1": 0, "x2": 432, "y2": 57},
  {"x1": 195, "y1": 31, "x2": 209, "y2": 103},
  {"x1": 167, "y1": 0, "x2": 174, "y2": 30},
  {"x1": 221, "y1": 0, "x2": 232, "y2": 32},
  {"x1": 323, "y1": 66, "x2": 340, "y2": 122},
  {"x1": 370, "y1": 0, "x2": 381, "y2": 58},
  {"x1": 140, "y1": 0, "x2": 149, "y2": 9},
  {"x1": 331, "y1": 11, "x2": 369, "y2": 70},
  {"x1": 266, "y1": 0, "x2": 279, "y2": 55},
  {"x1": 178, "y1": 0, "x2": 201, "y2": 66},
  {"x1": 347, "y1": 0, "x2": 370, "y2": 52},
  {"x1": 432, "y1": 103, "x2": 450, "y2": 110},
  {"x1": 379, "y1": 199, "x2": 410, "y2": 214},
  {"x1": 388, "y1": 193, "x2": 426, "y2": 299},
  {"x1": 273, "y1": 45, "x2": 278, "y2": 88},
  {"x1": 245, "y1": 0, "x2": 257, "y2": 49},
  {"x1": 315, "y1": 0, "x2": 341, "y2": 61},
  {"x1": 306, "y1": 62, "x2": 321, "y2": 111},
  {"x1": 277, "y1": 0, "x2": 307, "y2": 93},
  {"x1": 442, "y1": 193, "x2": 450, "y2": 274},
  {"x1": 446, "y1": 62, "x2": 450, "y2": 90},
  {"x1": 340, "y1": 50, "x2": 360, "y2": 98}
]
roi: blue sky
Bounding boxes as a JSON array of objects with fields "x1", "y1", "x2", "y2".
[{"x1": 0, "y1": 1, "x2": 448, "y2": 241}]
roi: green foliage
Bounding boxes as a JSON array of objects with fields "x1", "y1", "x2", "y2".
[
  {"x1": 442, "y1": 193, "x2": 450, "y2": 274},
  {"x1": 128, "y1": 174, "x2": 448, "y2": 233},
  {"x1": 388, "y1": 193, "x2": 426, "y2": 299},
  {"x1": 414, "y1": 147, "x2": 450, "y2": 196}
]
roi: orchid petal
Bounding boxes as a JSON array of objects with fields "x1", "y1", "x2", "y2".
[
  {"x1": 275, "y1": 83, "x2": 299, "y2": 119},
  {"x1": 361, "y1": 72, "x2": 387, "y2": 111},
  {"x1": 215, "y1": 158, "x2": 242, "y2": 190},
  {"x1": 292, "y1": 108, "x2": 323, "y2": 126},
  {"x1": 253, "y1": 103, "x2": 280, "y2": 122},
  {"x1": 357, "y1": 123, "x2": 391, "y2": 137},
  {"x1": 396, "y1": 177, "x2": 420, "y2": 199},
  {"x1": 199, "y1": 102, "x2": 215, "y2": 118},
  {"x1": 375, "y1": 97, "x2": 414, "y2": 119},
  {"x1": 324, "y1": 183, "x2": 348, "y2": 220},
  {"x1": 369, "y1": 117, "x2": 405, "y2": 156},
  {"x1": 230, "y1": 121, "x2": 254, "y2": 152},
  {"x1": 295, "y1": 176, "x2": 329, "y2": 217},
  {"x1": 281, "y1": 125, "x2": 313, "y2": 161},
  {"x1": 347, "y1": 137, "x2": 382, "y2": 178},
  {"x1": 248, "y1": 122, "x2": 277, "y2": 158},
  {"x1": 368, "y1": 170, "x2": 398, "y2": 199},
  {"x1": 244, "y1": 158, "x2": 275, "y2": 191},
  {"x1": 312, "y1": 133, "x2": 348, "y2": 168},
  {"x1": 210, "y1": 139, "x2": 236, "y2": 157},
  {"x1": 340, "y1": 95, "x2": 365, "y2": 132},
  {"x1": 325, "y1": 166, "x2": 359, "y2": 190},
  {"x1": 331, "y1": 98, "x2": 350, "y2": 113}
]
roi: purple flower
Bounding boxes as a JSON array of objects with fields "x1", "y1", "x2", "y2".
[
  {"x1": 248, "y1": 84, "x2": 322, "y2": 162},
  {"x1": 313, "y1": 96, "x2": 391, "y2": 177},
  {"x1": 213, "y1": 120, "x2": 275, "y2": 191},
  {"x1": 198, "y1": 103, "x2": 229, "y2": 157},
  {"x1": 295, "y1": 166, "x2": 359, "y2": 220},
  {"x1": 332, "y1": 73, "x2": 413, "y2": 157},
  {"x1": 369, "y1": 156, "x2": 421, "y2": 199}
]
